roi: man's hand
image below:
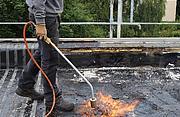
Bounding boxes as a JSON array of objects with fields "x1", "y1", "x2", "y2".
[
  {"x1": 36, "y1": 24, "x2": 47, "y2": 40},
  {"x1": 58, "y1": 13, "x2": 61, "y2": 18}
]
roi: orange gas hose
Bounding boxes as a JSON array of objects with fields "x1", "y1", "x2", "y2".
[{"x1": 23, "y1": 21, "x2": 55, "y2": 117}]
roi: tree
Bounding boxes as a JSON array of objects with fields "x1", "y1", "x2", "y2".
[
  {"x1": 0, "y1": 0, "x2": 106, "y2": 38},
  {"x1": 60, "y1": 0, "x2": 106, "y2": 38},
  {"x1": 133, "y1": 0, "x2": 166, "y2": 37},
  {"x1": 176, "y1": 0, "x2": 180, "y2": 20},
  {"x1": 0, "y1": 0, "x2": 167, "y2": 38},
  {"x1": 0, "y1": 0, "x2": 32, "y2": 38}
]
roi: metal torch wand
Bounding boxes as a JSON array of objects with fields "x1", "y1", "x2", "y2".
[{"x1": 44, "y1": 37, "x2": 97, "y2": 108}]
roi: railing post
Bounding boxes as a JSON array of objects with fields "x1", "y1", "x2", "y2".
[
  {"x1": 140, "y1": 0, "x2": 142, "y2": 4},
  {"x1": 117, "y1": 0, "x2": 123, "y2": 39},
  {"x1": 130, "y1": 0, "x2": 134, "y2": 23},
  {"x1": 110, "y1": 0, "x2": 114, "y2": 39}
]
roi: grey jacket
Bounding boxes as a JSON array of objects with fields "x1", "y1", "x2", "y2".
[{"x1": 26, "y1": 0, "x2": 63, "y2": 24}]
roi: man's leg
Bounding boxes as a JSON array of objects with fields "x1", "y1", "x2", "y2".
[
  {"x1": 16, "y1": 47, "x2": 44, "y2": 100},
  {"x1": 43, "y1": 16, "x2": 74, "y2": 111},
  {"x1": 39, "y1": 16, "x2": 60, "y2": 101}
]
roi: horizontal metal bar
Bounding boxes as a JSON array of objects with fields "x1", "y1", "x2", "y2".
[
  {"x1": 62, "y1": 22, "x2": 116, "y2": 25},
  {"x1": 61, "y1": 22, "x2": 141, "y2": 26},
  {"x1": 0, "y1": 22, "x2": 180, "y2": 25},
  {"x1": 0, "y1": 22, "x2": 27, "y2": 24},
  {"x1": 0, "y1": 38, "x2": 37, "y2": 42},
  {"x1": 0, "y1": 22, "x2": 128, "y2": 25},
  {"x1": 0, "y1": 22, "x2": 113, "y2": 25},
  {"x1": 137, "y1": 22, "x2": 180, "y2": 25}
]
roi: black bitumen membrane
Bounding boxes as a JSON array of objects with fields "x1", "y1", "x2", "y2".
[{"x1": 0, "y1": 66, "x2": 180, "y2": 117}]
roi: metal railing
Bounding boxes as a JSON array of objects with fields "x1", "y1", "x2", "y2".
[
  {"x1": 1, "y1": 22, "x2": 180, "y2": 26},
  {"x1": 0, "y1": 21, "x2": 141, "y2": 28},
  {"x1": 1, "y1": 22, "x2": 180, "y2": 42}
]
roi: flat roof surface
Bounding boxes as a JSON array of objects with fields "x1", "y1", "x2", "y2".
[{"x1": 0, "y1": 67, "x2": 180, "y2": 117}]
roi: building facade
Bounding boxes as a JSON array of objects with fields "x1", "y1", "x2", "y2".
[{"x1": 162, "y1": 0, "x2": 177, "y2": 21}]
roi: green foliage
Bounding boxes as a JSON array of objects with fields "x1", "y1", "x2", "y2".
[
  {"x1": 117, "y1": 0, "x2": 166, "y2": 37},
  {"x1": 0, "y1": 0, "x2": 32, "y2": 38},
  {"x1": 1, "y1": 0, "x2": 178, "y2": 38},
  {"x1": 176, "y1": 0, "x2": 180, "y2": 20},
  {"x1": 157, "y1": 20, "x2": 180, "y2": 37},
  {"x1": 80, "y1": 0, "x2": 110, "y2": 22},
  {"x1": 133, "y1": 0, "x2": 166, "y2": 37},
  {"x1": 79, "y1": 0, "x2": 111, "y2": 37},
  {"x1": 134, "y1": 0, "x2": 166, "y2": 22},
  {"x1": 108, "y1": 0, "x2": 167, "y2": 37},
  {"x1": 60, "y1": 0, "x2": 107, "y2": 38}
]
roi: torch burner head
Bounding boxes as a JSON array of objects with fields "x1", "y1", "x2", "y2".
[{"x1": 90, "y1": 97, "x2": 97, "y2": 108}]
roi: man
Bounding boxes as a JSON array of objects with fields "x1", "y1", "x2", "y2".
[{"x1": 16, "y1": 0, "x2": 74, "y2": 112}]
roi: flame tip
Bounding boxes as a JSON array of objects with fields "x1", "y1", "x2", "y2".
[{"x1": 78, "y1": 90, "x2": 139, "y2": 117}]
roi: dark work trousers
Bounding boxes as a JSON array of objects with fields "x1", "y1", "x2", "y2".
[{"x1": 18, "y1": 13, "x2": 60, "y2": 101}]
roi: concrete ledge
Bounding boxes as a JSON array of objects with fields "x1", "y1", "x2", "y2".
[{"x1": 1, "y1": 37, "x2": 180, "y2": 48}]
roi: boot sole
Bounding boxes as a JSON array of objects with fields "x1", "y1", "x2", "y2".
[
  {"x1": 46, "y1": 104, "x2": 74, "y2": 112},
  {"x1": 16, "y1": 90, "x2": 44, "y2": 100}
]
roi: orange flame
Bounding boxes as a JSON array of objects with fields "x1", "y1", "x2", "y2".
[{"x1": 77, "y1": 90, "x2": 139, "y2": 117}]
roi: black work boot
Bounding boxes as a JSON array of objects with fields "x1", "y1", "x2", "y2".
[
  {"x1": 45, "y1": 92, "x2": 74, "y2": 112},
  {"x1": 16, "y1": 86, "x2": 44, "y2": 100}
]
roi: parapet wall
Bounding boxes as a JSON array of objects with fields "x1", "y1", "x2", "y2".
[{"x1": 1, "y1": 38, "x2": 180, "y2": 69}]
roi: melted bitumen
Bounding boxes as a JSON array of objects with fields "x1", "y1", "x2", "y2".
[{"x1": 0, "y1": 67, "x2": 180, "y2": 117}]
